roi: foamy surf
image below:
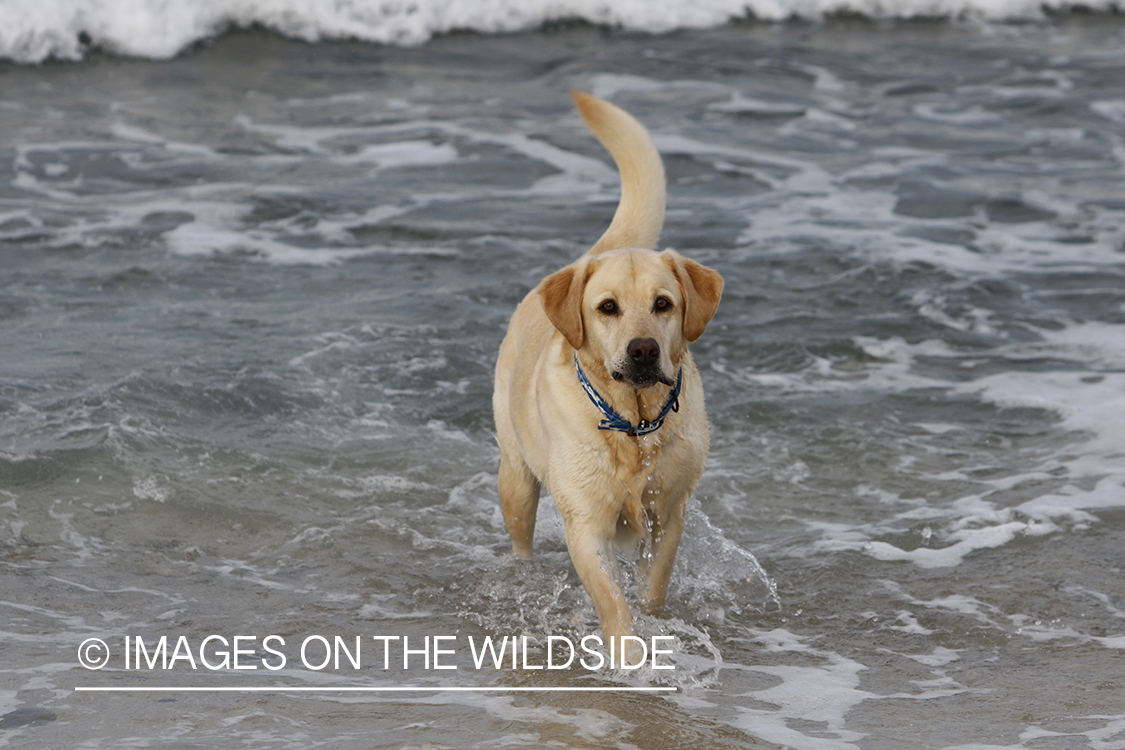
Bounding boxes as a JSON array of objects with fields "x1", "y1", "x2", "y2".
[{"x1": 2, "y1": 0, "x2": 1123, "y2": 63}]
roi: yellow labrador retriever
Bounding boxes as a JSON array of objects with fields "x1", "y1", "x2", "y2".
[{"x1": 493, "y1": 92, "x2": 723, "y2": 650}]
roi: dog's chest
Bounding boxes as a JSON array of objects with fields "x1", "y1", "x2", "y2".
[
  {"x1": 602, "y1": 429, "x2": 674, "y2": 532},
  {"x1": 598, "y1": 389, "x2": 660, "y2": 463},
  {"x1": 604, "y1": 431, "x2": 660, "y2": 480}
]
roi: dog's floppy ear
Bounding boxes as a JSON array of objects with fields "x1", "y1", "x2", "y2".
[
  {"x1": 538, "y1": 262, "x2": 588, "y2": 350},
  {"x1": 665, "y1": 250, "x2": 723, "y2": 342}
]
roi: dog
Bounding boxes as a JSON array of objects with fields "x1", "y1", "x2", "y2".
[{"x1": 493, "y1": 92, "x2": 723, "y2": 651}]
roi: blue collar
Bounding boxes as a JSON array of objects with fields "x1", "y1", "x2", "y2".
[{"x1": 574, "y1": 354, "x2": 682, "y2": 437}]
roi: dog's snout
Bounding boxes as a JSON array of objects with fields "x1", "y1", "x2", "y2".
[{"x1": 628, "y1": 338, "x2": 660, "y2": 366}]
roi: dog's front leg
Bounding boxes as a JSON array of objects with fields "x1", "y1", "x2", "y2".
[
  {"x1": 561, "y1": 511, "x2": 636, "y2": 649},
  {"x1": 638, "y1": 501, "x2": 686, "y2": 614},
  {"x1": 638, "y1": 437, "x2": 701, "y2": 614}
]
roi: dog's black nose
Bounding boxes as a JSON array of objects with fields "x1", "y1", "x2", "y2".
[{"x1": 628, "y1": 338, "x2": 660, "y2": 366}]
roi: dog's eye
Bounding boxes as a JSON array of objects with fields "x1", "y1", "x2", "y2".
[
  {"x1": 598, "y1": 299, "x2": 618, "y2": 315},
  {"x1": 653, "y1": 296, "x2": 672, "y2": 313}
]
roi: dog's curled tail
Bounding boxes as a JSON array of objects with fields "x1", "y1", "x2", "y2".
[{"x1": 571, "y1": 91, "x2": 666, "y2": 255}]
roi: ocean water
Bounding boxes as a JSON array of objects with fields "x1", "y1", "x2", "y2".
[{"x1": 2, "y1": 7, "x2": 1125, "y2": 750}]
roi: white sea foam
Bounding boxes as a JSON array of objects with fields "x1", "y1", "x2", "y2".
[
  {"x1": 744, "y1": 319, "x2": 1125, "y2": 570},
  {"x1": 2, "y1": 0, "x2": 1122, "y2": 64},
  {"x1": 724, "y1": 629, "x2": 872, "y2": 750}
]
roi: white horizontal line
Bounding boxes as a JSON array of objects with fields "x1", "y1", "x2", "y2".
[{"x1": 75, "y1": 686, "x2": 676, "y2": 693}]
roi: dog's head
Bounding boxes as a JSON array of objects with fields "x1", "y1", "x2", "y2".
[{"x1": 538, "y1": 248, "x2": 723, "y2": 389}]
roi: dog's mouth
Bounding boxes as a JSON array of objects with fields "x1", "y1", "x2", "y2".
[
  {"x1": 612, "y1": 364, "x2": 675, "y2": 389},
  {"x1": 616, "y1": 368, "x2": 675, "y2": 391}
]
